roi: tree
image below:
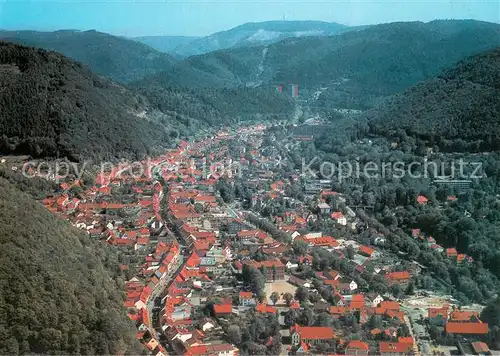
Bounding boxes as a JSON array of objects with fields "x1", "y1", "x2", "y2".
[
  {"x1": 391, "y1": 284, "x2": 403, "y2": 299},
  {"x1": 270, "y1": 292, "x2": 280, "y2": 305},
  {"x1": 293, "y1": 240, "x2": 309, "y2": 255},
  {"x1": 242, "y1": 265, "x2": 265, "y2": 294},
  {"x1": 346, "y1": 245, "x2": 355, "y2": 260},
  {"x1": 194, "y1": 203, "x2": 204, "y2": 213},
  {"x1": 227, "y1": 325, "x2": 242, "y2": 345},
  {"x1": 405, "y1": 281, "x2": 415, "y2": 296},
  {"x1": 284, "y1": 309, "x2": 297, "y2": 327},
  {"x1": 283, "y1": 293, "x2": 294, "y2": 306},
  {"x1": 295, "y1": 286, "x2": 309, "y2": 303}
]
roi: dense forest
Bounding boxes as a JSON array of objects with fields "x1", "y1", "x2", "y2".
[
  {"x1": 148, "y1": 20, "x2": 500, "y2": 109},
  {"x1": 0, "y1": 42, "x2": 178, "y2": 161},
  {"x1": 0, "y1": 30, "x2": 177, "y2": 83},
  {"x1": 136, "y1": 84, "x2": 295, "y2": 125},
  {"x1": 366, "y1": 48, "x2": 500, "y2": 151},
  {"x1": 290, "y1": 48, "x2": 500, "y2": 305},
  {"x1": 0, "y1": 177, "x2": 142, "y2": 354}
]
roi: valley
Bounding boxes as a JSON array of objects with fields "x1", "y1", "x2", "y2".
[
  {"x1": 0, "y1": 15, "x2": 499, "y2": 356},
  {"x1": 19, "y1": 116, "x2": 500, "y2": 355}
]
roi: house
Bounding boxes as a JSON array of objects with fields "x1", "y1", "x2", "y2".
[
  {"x1": 349, "y1": 294, "x2": 365, "y2": 310},
  {"x1": 288, "y1": 275, "x2": 308, "y2": 288},
  {"x1": 256, "y1": 303, "x2": 277, "y2": 314},
  {"x1": 446, "y1": 248, "x2": 458, "y2": 258},
  {"x1": 417, "y1": 195, "x2": 428, "y2": 205},
  {"x1": 318, "y1": 202, "x2": 331, "y2": 215},
  {"x1": 343, "y1": 280, "x2": 358, "y2": 292},
  {"x1": 294, "y1": 341, "x2": 309, "y2": 354},
  {"x1": 246, "y1": 259, "x2": 285, "y2": 281},
  {"x1": 450, "y1": 310, "x2": 480, "y2": 322},
  {"x1": 185, "y1": 343, "x2": 239, "y2": 356},
  {"x1": 290, "y1": 324, "x2": 335, "y2": 345},
  {"x1": 239, "y1": 291, "x2": 256, "y2": 307},
  {"x1": 385, "y1": 271, "x2": 410, "y2": 286},
  {"x1": 445, "y1": 322, "x2": 489, "y2": 335},
  {"x1": 366, "y1": 293, "x2": 384, "y2": 307},
  {"x1": 379, "y1": 342, "x2": 412, "y2": 356},
  {"x1": 345, "y1": 340, "x2": 369, "y2": 356},
  {"x1": 213, "y1": 303, "x2": 232, "y2": 318},
  {"x1": 471, "y1": 341, "x2": 491, "y2": 355},
  {"x1": 200, "y1": 319, "x2": 215, "y2": 332},
  {"x1": 144, "y1": 336, "x2": 160, "y2": 351},
  {"x1": 428, "y1": 306, "x2": 449, "y2": 326},
  {"x1": 358, "y1": 245, "x2": 376, "y2": 257},
  {"x1": 331, "y1": 211, "x2": 347, "y2": 225}
]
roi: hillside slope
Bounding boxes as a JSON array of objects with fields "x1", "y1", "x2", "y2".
[
  {"x1": 150, "y1": 20, "x2": 500, "y2": 110},
  {"x1": 174, "y1": 20, "x2": 349, "y2": 56},
  {"x1": 0, "y1": 176, "x2": 141, "y2": 354},
  {"x1": 0, "y1": 41, "x2": 177, "y2": 161},
  {"x1": 275, "y1": 20, "x2": 500, "y2": 104},
  {"x1": 132, "y1": 35, "x2": 199, "y2": 56},
  {"x1": 0, "y1": 30, "x2": 177, "y2": 83},
  {"x1": 366, "y1": 48, "x2": 500, "y2": 150}
]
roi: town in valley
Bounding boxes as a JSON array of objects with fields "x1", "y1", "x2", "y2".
[{"x1": 32, "y1": 119, "x2": 498, "y2": 356}]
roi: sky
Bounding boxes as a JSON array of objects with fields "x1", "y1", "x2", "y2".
[{"x1": 0, "y1": 0, "x2": 498, "y2": 37}]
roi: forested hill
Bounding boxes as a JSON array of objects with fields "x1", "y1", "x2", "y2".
[
  {"x1": 366, "y1": 47, "x2": 500, "y2": 151},
  {"x1": 0, "y1": 30, "x2": 177, "y2": 83},
  {"x1": 0, "y1": 176, "x2": 142, "y2": 354},
  {"x1": 172, "y1": 20, "x2": 350, "y2": 57},
  {"x1": 0, "y1": 42, "x2": 180, "y2": 161},
  {"x1": 146, "y1": 20, "x2": 500, "y2": 110}
]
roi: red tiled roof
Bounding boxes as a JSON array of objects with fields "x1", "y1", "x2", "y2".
[
  {"x1": 213, "y1": 304, "x2": 232, "y2": 315},
  {"x1": 379, "y1": 342, "x2": 412, "y2": 354},
  {"x1": 386, "y1": 271, "x2": 410, "y2": 281},
  {"x1": 398, "y1": 337, "x2": 414, "y2": 345},
  {"x1": 446, "y1": 248, "x2": 458, "y2": 257},
  {"x1": 417, "y1": 195, "x2": 428, "y2": 204},
  {"x1": 331, "y1": 212, "x2": 344, "y2": 219},
  {"x1": 350, "y1": 295, "x2": 365, "y2": 309},
  {"x1": 471, "y1": 342, "x2": 489, "y2": 354},
  {"x1": 239, "y1": 291, "x2": 253, "y2": 299},
  {"x1": 291, "y1": 324, "x2": 335, "y2": 340},
  {"x1": 329, "y1": 306, "x2": 349, "y2": 315},
  {"x1": 256, "y1": 303, "x2": 277, "y2": 314},
  {"x1": 347, "y1": 340, "x2": 369, "y2": 350},
  {"x1": 445, "y1": 322, "x2": 488, "y2": 334},
  {"x1": 359, "y1": 245, "x2": 375, "y2": 256},
  {"x1": 450, "y1": 310, "x2": 479, "y2": 322},
  {"x1": 428, "y1": 306, "x2": 449, "y2": 319}
]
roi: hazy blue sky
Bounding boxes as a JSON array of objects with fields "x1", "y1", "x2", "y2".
[{"x1": 0, "y1": 0, "x2": 498, "y2": 37}]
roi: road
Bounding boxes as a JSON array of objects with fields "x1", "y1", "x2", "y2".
[{"x1": 402, "y1": 305, "x2": 432, "y2": 355}]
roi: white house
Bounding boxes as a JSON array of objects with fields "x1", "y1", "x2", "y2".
[
  {"x1": 331, "y1": 212, "x2": 347, "y2": 226},
  {"x1": 349, "y1": 280, "x2": 358, "y2": 291},
  {"x1": 201, "y1": 319, "x2": 216, "y2": 332},
  {"x1": 369, "y1": 294, "x2": 384, "y2": 307}
]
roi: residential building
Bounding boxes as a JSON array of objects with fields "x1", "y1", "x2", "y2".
[
  {"x1": 290, "y1": 324, "x2": 335, "y2": 345},
  {"x1": 239, "y1": 291, "x2": 256, "y2": 307}
]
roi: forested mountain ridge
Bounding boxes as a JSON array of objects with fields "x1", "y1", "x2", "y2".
[
  {"x1": 132, "y1": 35, "x2": 200, "y2": 56},
  {"x1": 0, "y1": 41, "x2": 179, "y2": 161},
  {"x1": 366, "y1": 47, "x2": 500, "y2": 151},
  {"x1": 0, "y1": 176, "x2": 142, "y2": 354},
  {"x1": 146, "y1": 20, "x2": 500, "y2": 110},
  {"x1": 0, "y1": 41, "x2": 295, "y2": 161},
  {"x1": 0, "y1": 29, "x2": 177, "y2": 83},
  {"x1": 172, "y1": 20, "x2": 351, "y2": 57}
]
